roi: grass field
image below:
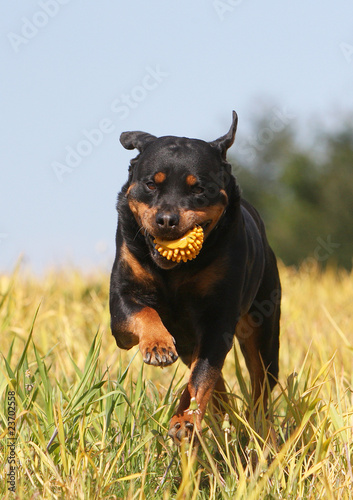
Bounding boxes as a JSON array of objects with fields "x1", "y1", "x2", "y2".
[{"x1": 0, "y1": 262, "x2": 352, "y2": 499}]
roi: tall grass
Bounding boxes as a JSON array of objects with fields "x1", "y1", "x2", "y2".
[{"x1": 0, "y1": 263, "x2": 352, "y2": 499}]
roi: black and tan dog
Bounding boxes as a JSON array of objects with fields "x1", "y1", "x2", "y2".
[{"x1": 109, "y1": 111, "x2": 281, "y2": 444}]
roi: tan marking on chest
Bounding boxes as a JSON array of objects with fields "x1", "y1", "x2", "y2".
[{"x1": 192, "y1": 256, "x2": 227, "y2": 296}]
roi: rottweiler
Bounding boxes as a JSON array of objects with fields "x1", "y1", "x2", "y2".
[{"x1": 109, "y1": 111, "x2": 281, "y2": 444}]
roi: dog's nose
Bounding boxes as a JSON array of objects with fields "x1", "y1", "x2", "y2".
[{"x1": 156, "y1": 212, "x2": 179, "y2": 228}]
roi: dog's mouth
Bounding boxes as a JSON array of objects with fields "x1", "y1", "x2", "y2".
[
  {"x1": 199, "y1": 220, "x2": 211, "y2": 232},
  {"x1": 145, "y1": 234, "x2": 177, "y2": 269},
  {"x1": 145, "y1": 220, "x2": 211, "y2": 269}
]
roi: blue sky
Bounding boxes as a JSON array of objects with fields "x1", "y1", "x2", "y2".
[{"x1": 1, "y1": 1, "x2": 353, "y2": 273}]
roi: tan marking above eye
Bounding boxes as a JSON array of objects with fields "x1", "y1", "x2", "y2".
[
  {"x1": 186, "y1": 174, "x2": 197, "y2": 186},
  {"x1": 154, "y1": 172, "x2": 166, "y2": 184}
]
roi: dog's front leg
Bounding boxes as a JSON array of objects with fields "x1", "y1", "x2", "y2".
[
  {"x1": 168, "y1": 327, "x2": 233, "y2": 444},
  {"x1": 110, "y1": 301, "x2": 178, "y2": 367},
  {"x1": 132, "y1": 306, "x2": 179, "y2": 366}
]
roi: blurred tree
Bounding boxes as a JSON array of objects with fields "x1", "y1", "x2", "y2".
[{"x1": 231, "y1": 114, "x2": 353, "y2": 270}]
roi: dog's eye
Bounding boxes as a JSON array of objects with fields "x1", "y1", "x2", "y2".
[
  {"x1": 146, "y1": 181, "x2": 157, "y2": 191},
  {"x1": 192, "y1": 186, "x2": 204, "y2": 195}
]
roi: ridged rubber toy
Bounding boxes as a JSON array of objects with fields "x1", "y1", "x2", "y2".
[{"x1": 154, "y1": 226, "x2": 204, "y2": 263}]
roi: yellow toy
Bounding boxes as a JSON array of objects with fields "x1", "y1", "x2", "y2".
[{"x1": 154, "y1": 226, "x2": 204, "y2": 263}]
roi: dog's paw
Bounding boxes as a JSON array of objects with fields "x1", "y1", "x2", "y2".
[
  {"x1": 168, "y1": 413, "x2": 200, "y2": 445},
  {"x1": 139, "y1": 336, "x2": 178, "y2": 367}
]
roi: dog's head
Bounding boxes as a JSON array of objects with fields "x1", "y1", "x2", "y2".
[{"x1": 120, "y1": 111, "x2": 238, "y2": 269}]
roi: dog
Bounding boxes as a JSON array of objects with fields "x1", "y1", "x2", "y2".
[{"x1": 109, "y1": 111, "x2": 281, "y2": 444}]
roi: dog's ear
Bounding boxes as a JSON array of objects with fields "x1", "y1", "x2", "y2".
[
  {"x1": 120, "y1": 131, "x2": 157, "y2": 152},
  {"x1": 209, "y1": 111, "x2": 238, "y2": 160}
]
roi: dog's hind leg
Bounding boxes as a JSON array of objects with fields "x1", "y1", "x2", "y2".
[
  {"x1": 236, "y1": 263, "x2": 281, "y2": 410},
  {"x1": 236, "y1": 316, "x2": 269, "y2": 408},
  {"x1": 211, "y1": 373, "x2": 229, "y2": 416}
]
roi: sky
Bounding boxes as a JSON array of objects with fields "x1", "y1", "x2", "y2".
[{"x1": 1, "y1": 0, "x2": 353, "y2": 274}]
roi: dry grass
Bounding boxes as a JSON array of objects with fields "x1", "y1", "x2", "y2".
[{"x1": 0, "y1": 262, "x2": 352, "y2": 499}]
